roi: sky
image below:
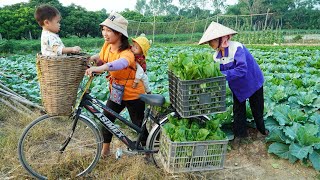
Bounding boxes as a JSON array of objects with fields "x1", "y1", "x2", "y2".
[{"x1": 0, "y1": 0, "x2": 237, "y2": 12}]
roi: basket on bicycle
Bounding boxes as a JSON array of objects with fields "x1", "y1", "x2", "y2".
[{"x1": 36, "y1": 53, "x2": 89, "y2": 116}]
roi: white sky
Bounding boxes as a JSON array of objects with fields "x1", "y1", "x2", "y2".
[{"x1": 0, "y1": 0, "x2": 237, "y2": 12}]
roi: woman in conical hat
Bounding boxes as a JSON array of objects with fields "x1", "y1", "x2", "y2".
[{"x1": 199, "y1": 22, "x2": 268, "y2": 147}]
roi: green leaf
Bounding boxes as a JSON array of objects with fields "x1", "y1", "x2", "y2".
[
  {"x1": 273, "y1": 104, "x2": 291, "y2": 126},
  {"x1": 265, "y1": 127, "x2": 289, "y2": 144},
  {"x1": 264, "y1": 116, "x2": 279, "y2": 130},
  {"x1": 296, "y1": 92, "x2": 317, "y2": 107},
  {"x1": 309, "y1": 113, "x2": 320, "y2": 125},
  {"x1": 297, "y1": 124, "x2": 320, "y2": 146},
  {"x1": 173, "y1": 126, "x2": 187, "y2": 142},
  {"x1": 312, "y1": 97, "x2": 320, "y2": 109},
  {"x1": 268, "y1": 142, "x2": 298, "y2": 163},
  {"x1": 195, "y1": 128, "x2": 210, "y2": 141},
  {"x1": 309, "y1": 150, "x2": 320, "y2": 171},
  {"x1": 283, "y1": 122, "x2": 302, "y2": 141},
  {"x1": 289, "y1": 143, "x2": 313, "y2": 160},
  {"x1": 271, "y1": 163, "x2": 281, "y2": 169}
]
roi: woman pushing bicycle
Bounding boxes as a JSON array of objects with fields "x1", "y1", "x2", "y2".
[{"x1": 85, "y1": 12, "x2": 148, "y2": 158}]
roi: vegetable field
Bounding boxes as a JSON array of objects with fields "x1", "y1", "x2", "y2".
[{"x1": 0, "y1": 44, "x2": 319, "y2": 173}]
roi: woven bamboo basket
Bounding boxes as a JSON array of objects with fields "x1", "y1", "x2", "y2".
[{"x1": 36, "y1": 53, "x2": 88, "y2": 116}]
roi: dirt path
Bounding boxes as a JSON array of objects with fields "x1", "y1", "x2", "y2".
[
  {"x1": 94, "y1": 131, "x2": 319, "y2": 180},
  {"x1": 0, "y1": 106, "x2": 319, "y2": 179}
]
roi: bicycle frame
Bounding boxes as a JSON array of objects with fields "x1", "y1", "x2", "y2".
[{"x1": 70, "y1": 76, "x2": 158, "y2": 154}]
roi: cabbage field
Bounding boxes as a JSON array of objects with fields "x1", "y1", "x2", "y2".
[{"x1": 0, "y1": 45, "x2": 319, "y2": 171}]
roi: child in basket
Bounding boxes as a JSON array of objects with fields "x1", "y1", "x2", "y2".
[
  {"x1": 131, "y1": 34, "x2": 152, "y2": 94},
  {"x1": 35, "y1": 4, "x2": 81, "y2": 56}
]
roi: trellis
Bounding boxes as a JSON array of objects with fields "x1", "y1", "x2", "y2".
[{"x1": 127, "y1": 12, "x2": 283, "y2": 44}]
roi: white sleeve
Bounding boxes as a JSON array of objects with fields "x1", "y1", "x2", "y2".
[
  {"x1": 135, "y1": 64, "x2": 144, "y2": 82},
  {"x1": 141, "y1": 72, "x2": 151, "y2": 93}
]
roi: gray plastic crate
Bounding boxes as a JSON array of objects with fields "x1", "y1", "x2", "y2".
[
  {"x1": 168, "y1": 71, "x2": 226, "y2": 118},
  {"x1": 159, "y1": 132, "x2": 228, "y2": 173}
]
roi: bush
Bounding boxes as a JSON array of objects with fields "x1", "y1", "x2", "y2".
[
  {"x1": 293, "y1": 35, "x2": 303, "y2": 42},
  {"x1": 0, "y1": 40, "x2": 14, "y2": 53},
  {"x1": 0, "y1": 38, "x2": 104, "y2": 54}
]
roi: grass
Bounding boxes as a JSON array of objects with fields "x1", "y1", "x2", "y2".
[
  {"x1": 1, "y1": 96, "x2": 319, "y2": 179},
  {"x1": 0, "y1": 103, "x2": 196, "y2": 179},
  {"x1": 0, "y1": 104, "x2": 39, "y2": 179}
]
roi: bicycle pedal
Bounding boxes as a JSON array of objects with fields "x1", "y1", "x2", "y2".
[{"x1": 116, "y1": 148, "x2": 123, "y2": 159}]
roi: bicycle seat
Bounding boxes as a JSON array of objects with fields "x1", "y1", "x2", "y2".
[{"x1": 139, "y1": 94, "x2": 165, "y2": 106}]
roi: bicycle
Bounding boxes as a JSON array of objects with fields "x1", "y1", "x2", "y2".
[{"x1": 18, "y1": 74, "x2": 209, "y2": 179}]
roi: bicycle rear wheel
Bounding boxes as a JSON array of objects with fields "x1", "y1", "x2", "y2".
[
  {"x1": 146, "y1": 112, "x2": 209, "y2": 167},
  {"x1": 18, "y1": 114, "x2": 102, "y2": 179}
]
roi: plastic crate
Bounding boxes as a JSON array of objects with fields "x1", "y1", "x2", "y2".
[
  {"x1": 168, "y1": 71, "x2": 226, "y2": 118},
  {"x1": 159, "y1": 132, "x2": 228, "y2": 173}
]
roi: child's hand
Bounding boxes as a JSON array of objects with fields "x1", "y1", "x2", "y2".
[
  {"x1": 132, "y1": 82, "x2": 138, "y2": 89},
  {"x1": 72, "y1": 46, "x2": 81, "y2": 54},
  {"x1": 85, "y1": 67, "x2": 94, "y2": 77}
]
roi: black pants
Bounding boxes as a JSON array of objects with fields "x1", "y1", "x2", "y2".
[
  {"x1": 102, "y1": 99, "x2": 148, "y2": 143},
  {"x1": 232, "y1": 86, "x2": 266, "y2": 138}
]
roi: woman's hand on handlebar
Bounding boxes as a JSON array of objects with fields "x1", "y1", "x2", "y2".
[
  {"x1": 85, "y1": 63, "x2": 109, "y2": 77},
  {"x1": 85, "y1": 67, "x2": 95, "y2": 77}
]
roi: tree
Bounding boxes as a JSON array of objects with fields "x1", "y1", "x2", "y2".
[
  {"x1": 121, "y1": 10, "x2": 144, "y2": 21},
  {"x1": 135, "y1": 0, "x2": 147, "y2": 15},
  {"x1": 262, "y1": 0, "x2": 295, "y2": 13},
  {"x1": 28, "y1": 0, "x2": 62, "y2": 7},
  {"x1": 0, "y1": 4, "x2": 39, "y2": 39},
  {"x1": 148, "y1": 0, "x2": 174, "y2": 15}
]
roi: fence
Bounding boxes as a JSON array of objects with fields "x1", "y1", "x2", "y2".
[{"x1": 127, "y1": 12, "x2": 320, "y2": 44}]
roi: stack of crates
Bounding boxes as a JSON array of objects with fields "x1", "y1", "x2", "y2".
[{"x1": 158, "y1": 71, "x2": 229, "y2": 173}]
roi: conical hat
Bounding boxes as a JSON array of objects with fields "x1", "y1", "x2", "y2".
[{"x1": 198, "y1": 22, "x2": 238, "y2": 45}]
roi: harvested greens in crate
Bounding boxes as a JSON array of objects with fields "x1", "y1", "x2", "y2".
[
  {"x1": 168, "y1": 52, "x2": 226, "y2": 117},
  {"x1": 159, "y1": 115, "x2": 228, "y2": 173}
]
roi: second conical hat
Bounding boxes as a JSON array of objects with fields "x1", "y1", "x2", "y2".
[{"x1": 198, "y1": 21, "x2": 238, "y2": 45}]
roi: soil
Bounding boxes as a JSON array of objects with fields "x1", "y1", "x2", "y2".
[
  {"x1": 1, "y1": 107, "x2": 319, "y2": 179},
  {"x1": 94, "y1": 128, "x2": 320, "y2": 180}
]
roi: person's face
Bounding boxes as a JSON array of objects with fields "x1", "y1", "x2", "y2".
[
  {"x1": 101, "y1": 26, "x2": 121, "y2": 44},
  {"x1": 131, "y1": 41, "x2": 143, "y2": 55},
  {"x1": 44, "y1": 15, "x2": 61, "y2": 33},
  {"x1": 208, "y1": 38, "x2": 220, "y2": 50}
]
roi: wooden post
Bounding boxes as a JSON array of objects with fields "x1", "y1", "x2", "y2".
[
  {"x1": 216, "y1": 15, "x2": 219, "y2": 23},
  {"x1": 264, "y1": 9, "x2": 270, "y2": 30},
  {"x1": 203, "y1": 17, "x2": 209, "y2": 32},
  {"x1": 250, "y1": 14, "x2": 253, "y2": 31},
  {"x1": 235, "y1": 15, "x2": 238, "y2": 29},
  {"x1": 29, "y1": 30, "x2": 32, "y2": 40},
  {"x1": 190, "y1": 15, "x2": 197, "y2": 42},
  {"x1": 173, "y1": 17, "x2": 182, "y2": 42},
  {"x1": 153, "y1": 16, "x2": 156, "y2": 44},
  {"x1": 135, "y1": 19, "x2": 142, "y2": 37}
]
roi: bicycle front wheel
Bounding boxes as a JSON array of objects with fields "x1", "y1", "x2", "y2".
[{"x1": 18, "y1": 114, "x2": 103, "y2": 179}]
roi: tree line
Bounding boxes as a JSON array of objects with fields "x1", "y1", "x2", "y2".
[{"x1": 0, "y1": 0, "x2": 319, "y2": 40}]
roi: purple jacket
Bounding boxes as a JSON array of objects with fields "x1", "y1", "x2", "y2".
[{"x1": 214, "y1": 41, "x2": 264, "y2": 102}]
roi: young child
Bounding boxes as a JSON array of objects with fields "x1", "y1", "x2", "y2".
[
  {"x1": 199, "y1": 22, "x2": 268, "y2": 148},
  {"x1": 131, "y1": 34, "x2": 152, "y2": 94},
  {"x1": 34, "y1": 4, "x2": 81, "y2": 56}
]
